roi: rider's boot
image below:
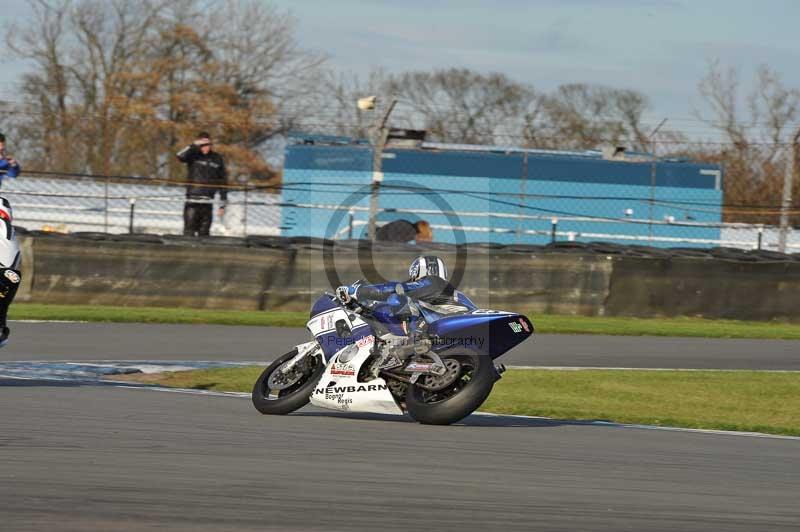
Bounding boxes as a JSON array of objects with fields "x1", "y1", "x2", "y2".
[{"x1": 0, "y1": 268, "x2": 22, "y2": 348}]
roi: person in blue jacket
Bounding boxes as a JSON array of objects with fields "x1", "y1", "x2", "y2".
[
  {"x1": 0, "y1": 133, "x2": 21, "y2": 183},
  {"x1": 0, "y1": 132, "x2": 21, "y2": 347}
]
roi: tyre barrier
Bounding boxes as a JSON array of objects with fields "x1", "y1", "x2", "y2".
[{"x1": 14, "y1": 229, "x2": 800, "y2": 321}]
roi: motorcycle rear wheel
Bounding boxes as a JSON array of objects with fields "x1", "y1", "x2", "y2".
[
  {"x1": 405, "y1": 350, "x2": 499, "y2": 425},
  {"x1": 252, "y1": 348, "x2": 324, "y2": 415}
]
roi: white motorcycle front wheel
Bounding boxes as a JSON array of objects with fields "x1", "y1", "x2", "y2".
[{"x1": 251, "y1": 349, "x2": 324, "y2": 415}]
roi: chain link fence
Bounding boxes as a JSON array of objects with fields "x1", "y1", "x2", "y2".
[
  {"x1": 1, "y1": 174, "x2": 281, "y2": 236},
  {"x1": 2, "y1": 139, "x2": 798, "y2": 252},
  {"x1": 280, "y1": 139, "x2": 800, "y2": 252}
]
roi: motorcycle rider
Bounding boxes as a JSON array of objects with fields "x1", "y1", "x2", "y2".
[
  {"x1": 336, "y1": 256, "x2": 470, "y2": 362},
  {"x1": 336, "y1": 256, "x2": 457, "y2": 309},
  {"x1": 0, "y1": 132, "x2": 22, "y2": 348}
]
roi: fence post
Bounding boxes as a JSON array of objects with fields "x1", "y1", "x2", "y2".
[
  {"x1": 348, "y1": 209, "x2": 355, "y2": 239},
  {"x1": 551, "y1": 218, "x2": 558, "y2": 243},
  {"x1": 104, "y1": 177, "x2": 109, "y2": 233},
  {"x1": 367, "y1": 98, "x2": 397, "y2": 241},
  {"x1": 757, "y1": 226, "x2": 764, "y2": 250},
  {"x1": 517, "y1": 152, "x2": 528, "y2": 244},
  {"x1": 243, "y1": 185, "x2": 249, "y2": 236},
  {"x1": 648, "y1": 118, "x2": 668, "y2": 243},
  {"x1": 778, "y1": 139, "x2": 797, "y2": 253},
  {"x1": 128, "y1": 198, "x2": 136, "y2": 234}
]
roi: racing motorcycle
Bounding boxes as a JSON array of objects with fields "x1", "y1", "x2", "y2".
[
  {"x1": 0, "y1": 196, "x2": 21, "y2": 348},
  {"x1": 251, "y1": 285, "x2": 533, "y2": 425}
]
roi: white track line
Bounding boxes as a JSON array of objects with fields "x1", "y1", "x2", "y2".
[
  {"x1": 508, "y1": 365, "x2": 800, "y2": 373},
  {"x1": 5, "y1": 364, "x2": 799, "y2": 441},
  {"x1": 96, "y1": 379, "x2": 800, "y2": 442},
  {"x1": 10, "y1": 319, "x2": 88, "y2": 323}
]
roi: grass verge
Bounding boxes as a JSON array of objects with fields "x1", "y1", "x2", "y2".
[
  {"x1": 10, "y1": 303, "x2": 308, "y2": 328},
  {"x1": 112, "y1": 367, "x2": 800, "y2": 436},
  {"x1": 11, "y1": 302, "x2": 800, "y2": 339}
]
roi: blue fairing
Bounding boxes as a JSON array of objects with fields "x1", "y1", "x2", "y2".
[
  {"x1": 310, "y1": 294, "x2": 339, "y2": 318},
  {"x1": 308, "y1": 294, "x2": 532, "y2": 361},
  {"x1": 428, "y1": 312, "x2": 534, "y2": 358}
]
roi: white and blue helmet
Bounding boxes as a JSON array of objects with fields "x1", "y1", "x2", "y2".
[{"x1": 409, "y1": 256, "x2": 448, "y2": 282}]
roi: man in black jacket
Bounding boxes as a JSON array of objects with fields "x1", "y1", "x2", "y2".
[{"x1": 176, "y1": 132, "x2": 228, "y2": 236}]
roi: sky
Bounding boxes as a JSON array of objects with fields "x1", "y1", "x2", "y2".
[{"x1": 2, "y1": 0, "x2": 800, "y2": 138}]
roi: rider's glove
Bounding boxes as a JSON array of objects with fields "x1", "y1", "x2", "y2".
[{"x1": 336, "y1": 285, "x2": 352, "y2": 305}]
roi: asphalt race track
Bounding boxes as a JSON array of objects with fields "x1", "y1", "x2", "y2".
[
  {"x1": 2, "y1": 321, "x2": 799, "y2": 531},
  {"x1": 0, "y1": 382, "x2": 798, "y2": 532},
  {"x1": 5, "y1": 321, "x2": 800, "y2": 369}
]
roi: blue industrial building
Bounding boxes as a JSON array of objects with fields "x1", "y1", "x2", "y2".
[{"x1": 280, "y1": 135, "x2": 723, "y2": 247}]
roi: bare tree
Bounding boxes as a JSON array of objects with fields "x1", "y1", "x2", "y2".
[
  {"x1": 306, "y1": 68, "x2": 394, "y2": 139},
  {"x1": 532, "y1": 83, "x2": 652, "y2": 151},
  {"x1": 5, "y1": 0, "x2": 326, "y2": 182},
  {"x1": 694, "y1": 60, "x2": 800, "y2": 223},
  {"x1": 205, "y1": 0, "x2": 326, "y2": 142},
  {"x1": 386, "y1": 68, "x2": 536, "y2": 145},
  {"x1": 5, "y1": 0, "x2": 74, "y2": 170}
]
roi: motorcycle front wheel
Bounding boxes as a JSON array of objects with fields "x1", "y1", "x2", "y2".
[
  {"x1": 405, "y1": 349, "x2": 499, "y2": 425},
  {"x1": 252, "y1": 348, "x2": 324, "y2": 415}
]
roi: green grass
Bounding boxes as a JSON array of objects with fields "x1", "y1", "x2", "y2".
[
  {"x1": 10, "y1": 302, "x2": 800, "y2": 339},
  {"x1": 482, "y1": 369, "x2": 800, "y2": 436},
  {"x1": 112, "y1": 367, "x2": 800, "y2": 436},
  {"x1": 530, "y1": 314, "x2": 800, "y2": 340},
  {"x1": 10, "y1": 303, "x2": 309, "y2": 327}
]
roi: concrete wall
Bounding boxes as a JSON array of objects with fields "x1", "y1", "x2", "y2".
[{"x1": 17, "y1": 233, "x2": 800, "y2": 322}]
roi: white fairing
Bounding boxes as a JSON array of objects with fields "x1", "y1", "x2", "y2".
[
  {"x1": 306, "y1": 307, "x2": 369, "y2": 338},
  {"x1": 309, "y1": 336, "x2": 404, "y2": 416},
  {"x1": 0, "y1": 199, "x2": 20, "y2": 269}
]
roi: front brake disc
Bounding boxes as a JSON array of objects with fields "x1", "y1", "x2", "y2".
[
  {"x1": 267, "y1": 362, "x2": 304, "y2": 390},
  {"x1": 421, "y1": 358, "x2": 462, "y2": 391}
]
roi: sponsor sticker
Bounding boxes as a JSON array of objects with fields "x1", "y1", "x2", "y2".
[
  {"x1": 330, "y1": 362, "x2": 355, "y2": 376},
  {"x1": 318, "y1": 314, "x2": 334, "y2": 331},
  {"x1": 356, "y1": 335, "x2": 374, "y2": 348},
  {"x1": 404, "y1": 362, "x2": 433, "y2": 373},
  {"x1": 3, "y1": 270, "x2": 19, "y2": 284},
  {"x1": 509, "y1": 322, "x2": 523, "y2": 333},
  {"x1": 314, "y1": 383, "x2": 389, "y2": 395}
]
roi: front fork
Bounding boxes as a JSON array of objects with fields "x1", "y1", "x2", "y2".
[{"x1": 281, "y1": 341, "x2": 321, "y2": 373}]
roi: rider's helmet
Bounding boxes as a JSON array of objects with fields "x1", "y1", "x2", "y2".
[{"x1": 408, "y1": 256, "x2": 448, "y2": 282}]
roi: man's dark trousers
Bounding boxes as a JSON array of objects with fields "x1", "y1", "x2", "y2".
[{"x1": 183, "y1": 201, "x2": 213, "y2": 236}]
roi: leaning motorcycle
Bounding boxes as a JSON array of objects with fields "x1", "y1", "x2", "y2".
[
  {"x1": 252, "y1": 286, "x2": 533, "y2": 425},
  {"x1": 0, "y1": 196, "x2": 22, "y2": 348}
]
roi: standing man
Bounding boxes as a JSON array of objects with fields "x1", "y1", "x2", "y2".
[
  {"x1": 176, "y1": 131, "x2": 228, "y2": 236},
  {"x1": 0, "y1": 132, "x2": 22, "y2": 348}
]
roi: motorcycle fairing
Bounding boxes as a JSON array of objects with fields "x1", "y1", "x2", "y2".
[
  {"x1": 428, "y1": 311, "x2": 534, "y2": 358},
  {"x1": 309, "y1": 338, "x2": 403, "y2": 415},
  {"x1": 307, "y1": 297, "x2": 372, "y2": 363},
  {"x1": 0, "y1": 197, "x2": 20, "y2": 269}
]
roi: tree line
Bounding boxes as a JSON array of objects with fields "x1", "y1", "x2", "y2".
[{"x1": 1, "y1": 0, "x2": 798, "y2": 224}]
